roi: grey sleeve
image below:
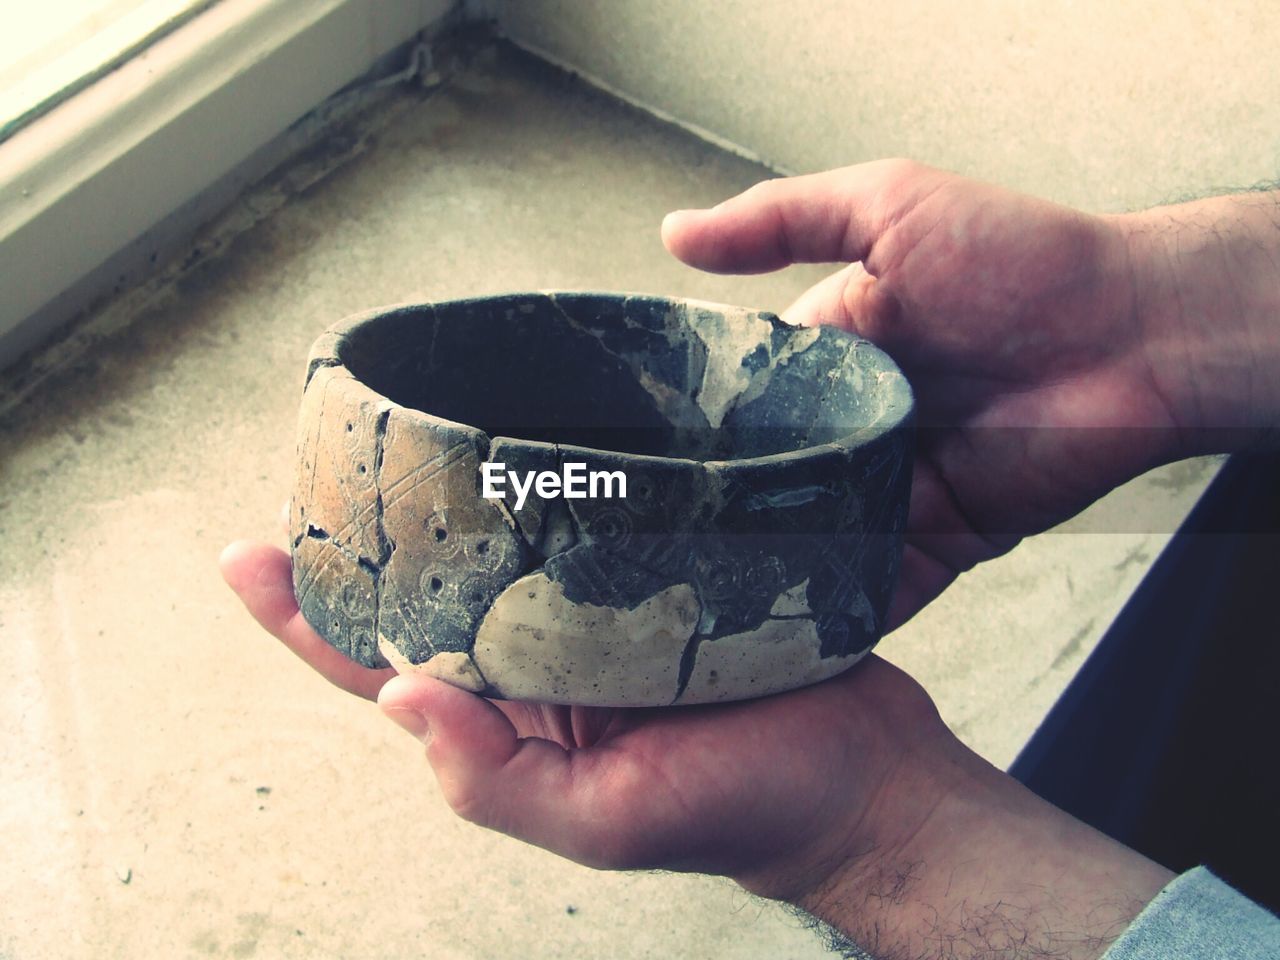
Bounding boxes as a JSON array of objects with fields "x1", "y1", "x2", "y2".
[{"x1": 1103, "y1": 866, "x2": 1279, "y2": 959}]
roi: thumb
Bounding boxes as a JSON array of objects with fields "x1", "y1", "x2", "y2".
[
  {"x1": 661, "y1": 159, "x2": 938, "y2": 274},
  {"x1": 378, "y1": 675, "x2": 638, "y2": 869}
]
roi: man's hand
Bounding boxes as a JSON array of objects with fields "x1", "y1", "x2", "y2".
[
  {"x1": 221, "y1": 539, "x2": 1172, "y2": 958},
  {"x1": 216, "y1": 162, "x2": 1280, "y2": 957},
  {"x1": 220, "y1": 540, "x2": 953, "y2": 898},
  {"x1": 664, "y1": 160, "x2": 1279, "y2": 626}
]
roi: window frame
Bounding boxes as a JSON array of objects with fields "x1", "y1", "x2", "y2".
[{"x1": 0, "y1": 0, "x2": 452, "y2": 366}]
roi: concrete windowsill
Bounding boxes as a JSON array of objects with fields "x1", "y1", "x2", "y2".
[{"x1": 0, "y1": 42, "x2": 1213, "y2": 958}]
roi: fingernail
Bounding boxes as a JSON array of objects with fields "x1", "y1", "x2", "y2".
[{"x1": 384, "y1": 706, "x2": 431, "y2": 743}]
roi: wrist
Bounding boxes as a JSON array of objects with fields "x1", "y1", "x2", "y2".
[
  {"x1": 788, "y1": 744, "x2": 1173, "y2": 960},
  {"x1": 728, "y1": 666, "x2": 972, "y2": 907},
  {"x1": 1110, "y1": 193, "x2": 1280, "y2": 456}
]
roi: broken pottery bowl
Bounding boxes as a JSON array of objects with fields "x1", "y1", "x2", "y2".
[{"x1": 291, "y1": 293, "x2": 913, "y2": 706}]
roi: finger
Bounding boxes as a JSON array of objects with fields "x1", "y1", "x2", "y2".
[
  {"x1": 661, "y1": 159, "x2": 939, "y2": 274},
  {"x1": 487, "y1": 701, "x2": 621, "y2": 749},
  {"x1": 905, "y1": 458, "x2": 1019, "y2": 568},
  {"x1": 886, "y1": 455, "x2": 1027, "y2": 632},
  {"x1": 570, "y1": 705, "x2": 620, "y2": 749},
  {"x1": 496, "y1": 701, "x2": 575, "y2": 747},
  {"x1": 885, "y1": 543, "x2": 955, "y2": 633},
  {"x1": 219, "y1": 540, "x2": 395, "y2": 701},
  {"x1": 780, "y1": 262, "x2": 901, "y2": 342},
  {"x1": 379, "y1": 675, "x2": 648, "y2": 869}
]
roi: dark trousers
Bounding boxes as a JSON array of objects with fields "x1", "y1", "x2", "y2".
[{"x1": 1009, "y1": 453, "x2": 1280, "y2": 914}]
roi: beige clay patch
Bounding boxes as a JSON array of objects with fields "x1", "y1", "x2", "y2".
[
  {"x1": 676, "y1": 617, "x2": 867, "y2": 705},
  {"x1": 472, "y1": 573, "x2": 700, "y2": 705},
  {"x1": 377, "y1": 640, "x2": 487, "y2": 693}
]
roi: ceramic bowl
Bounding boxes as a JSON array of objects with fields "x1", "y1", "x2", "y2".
[{"x1": 290, "y1": 292, "x2": 913, "y2": 706}]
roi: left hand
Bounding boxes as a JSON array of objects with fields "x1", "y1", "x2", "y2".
[
  {"x1": 219, "y1": 539, "x2": 956, "y2": 901},
  {"x1": 223, "y1": 539, "x2": 1172, "y2": 959}
]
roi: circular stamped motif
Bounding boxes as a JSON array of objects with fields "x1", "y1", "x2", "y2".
[
  {"x1": 456, "y1": 574, "x2": 495, "y2": 616},
  {"x1": 463, "y1": 531, "x2": 518, "y2": 572},
  {"x1": 338, "y1": 580, "x2": 368, "y2": 618},
  {"x1": 423, "y1": 509, "x2": 462, "y2": 561},
  {"x1": 418, "y1": 566, "x2": 456, "y2": 605},
  {"x1": 622, "y1": 472, "x2": 663, "y2": 516},
  {"x1": 743, "y1": 555, "x2": 787, "y2": 596},
  {"x1": 587, "y1": 507, "x2": 633, "y2": 551},
  {"x1": 341, "y1": 409, "x2": 377, "y2": 474},
  {"x1": 697, "y1": 552, "x2": 744, "y2": 605}
]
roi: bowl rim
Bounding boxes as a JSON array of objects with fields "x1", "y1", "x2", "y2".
[{"x1": 308, "y1": 290, "x2": 915, "y2": 468}]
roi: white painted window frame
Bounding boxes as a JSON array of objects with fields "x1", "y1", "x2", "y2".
[{"x1": 0, "y1": 0, "x2": 453, "y2": 363}]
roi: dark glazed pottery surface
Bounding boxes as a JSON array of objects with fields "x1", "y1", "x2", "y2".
[{"x1": 291, "y1": 293, "x2": 914, "y2": 706}]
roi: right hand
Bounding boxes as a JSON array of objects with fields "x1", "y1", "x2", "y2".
[{"x1": 664, "y1": 160, "x2": 1224, "y2": 625}]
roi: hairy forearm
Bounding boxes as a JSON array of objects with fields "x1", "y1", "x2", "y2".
[
  {"x1": 783, "y1": 747, "x2": 1173, "y2": 960},
  {"x1": 1114, "y1": 190, "x2": 1280, "y2": 454}
]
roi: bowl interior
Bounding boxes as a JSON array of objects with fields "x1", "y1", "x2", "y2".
[{"x1": 337, "y1": 293, "x2": 907, "y2": 460}]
